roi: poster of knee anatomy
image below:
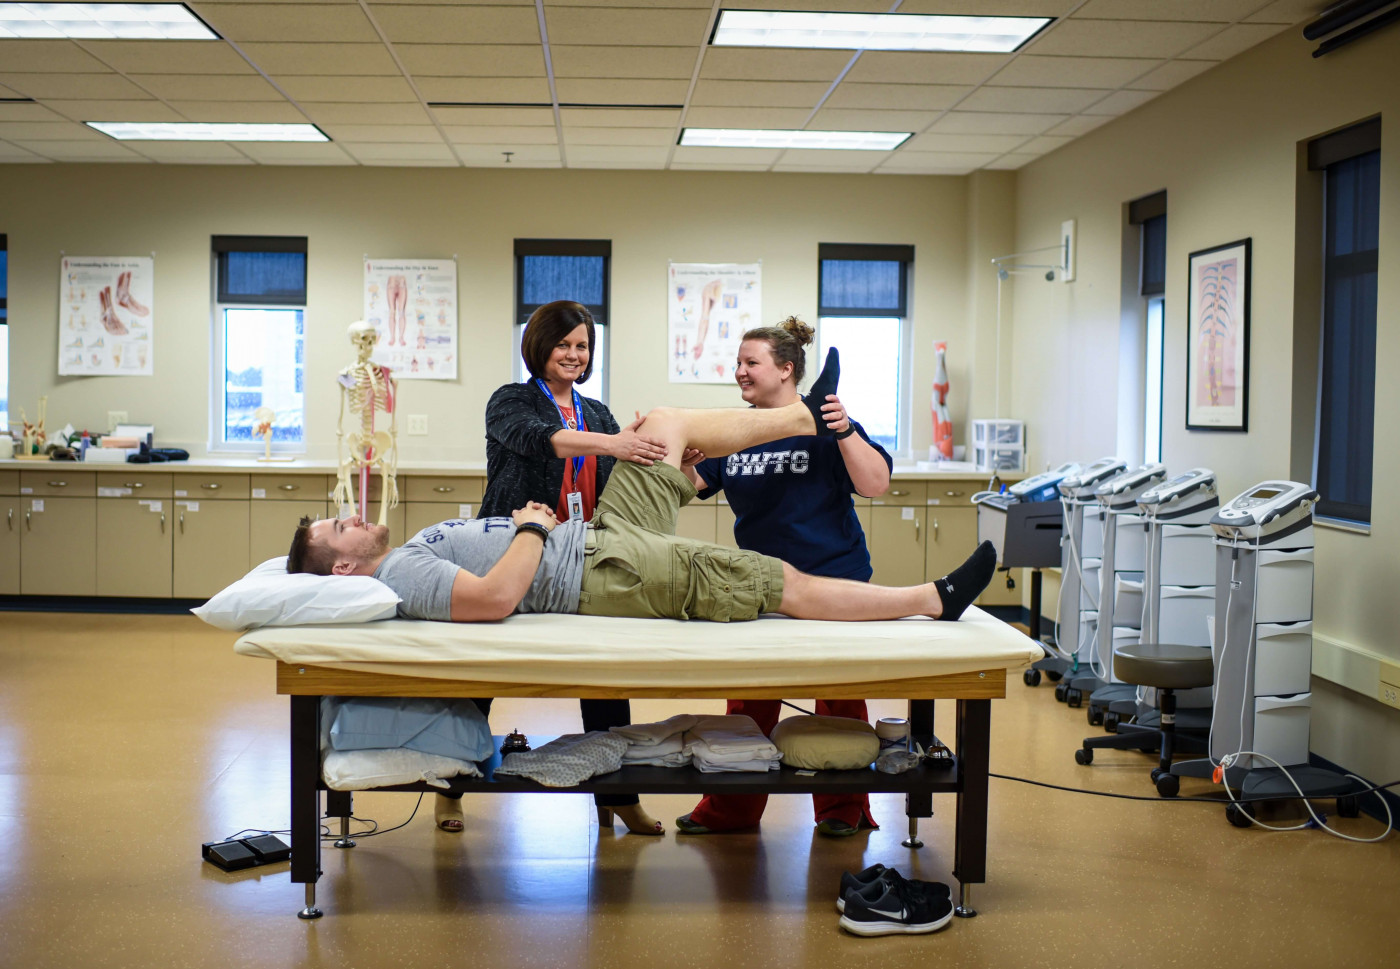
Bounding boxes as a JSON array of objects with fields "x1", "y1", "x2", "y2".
[
  {"x1": 363, "y1": 258, "x2": 457, "y2": 380},
  {"x1": 668, "y1": 262, "x2": 761, "y2": 383},
  {"x1": 58, "y1": 256, "x2": 154, "y2": 376}
]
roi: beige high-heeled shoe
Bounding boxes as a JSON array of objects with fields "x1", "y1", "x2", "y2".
[
  {"x1": 597, "y1": 803, "x2": 665, "y2": 836},
  {"x1": 434, "y1": 794, "x2": 464, "y2": 832}
]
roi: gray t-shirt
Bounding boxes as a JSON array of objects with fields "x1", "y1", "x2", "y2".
[{"x1": 373, "y1": 518, "x2": 587, "y2": 621}]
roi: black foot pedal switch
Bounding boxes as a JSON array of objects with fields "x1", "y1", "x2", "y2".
[{"x1": 202, "y1": 834, "x2": 291, "y2": 872}]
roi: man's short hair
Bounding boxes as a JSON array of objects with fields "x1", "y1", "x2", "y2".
[
  {"x1": 520, "y1": 300, "x2": 596, "y2": 385},
  {"x1": 287, "y1": 515, "x2": 336, "y2": 575}
]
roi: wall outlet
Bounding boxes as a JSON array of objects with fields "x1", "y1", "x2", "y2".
[
  {"x1": 1380, "y1": 661, "x2": 1400, "y2": 709},
  {"x1": 407, "y1": 414, "x2": 428, "y2": 436},
  {"x1": 107, "y1": 410, "x2": 128, "y2": 430}
]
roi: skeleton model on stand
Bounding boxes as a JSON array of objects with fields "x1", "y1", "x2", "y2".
[{"x1": 333, "y1": 321, "x2": 399, "y2": 525}]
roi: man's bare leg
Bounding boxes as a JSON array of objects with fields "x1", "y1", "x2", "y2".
[
  {"x1": 641, "y1": 348, "x2": 841, "y2": 467},
  {"x1": 777, "y1": 541, "x2": 998, "y2": 622}
]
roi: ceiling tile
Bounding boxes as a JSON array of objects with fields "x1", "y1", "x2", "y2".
[
  {"x1": 775, "y1": 148, "x2": 890, "y2": 166},
  {"x1": 0, "y1": 73, "x2": 148, "y2": 100},
  {"x1": 710, "y1": 0, "x2": 890, "y2": 10},
  {"x1": 986, "y1": 55, "x2": 1162, "y2": 89},
  {"x1": 554, "y1": 79, "x2": 690, "y2": 104},
  {"x1": 128, "y1": 74, "x2": 286, "y2": 101},
  {"x1": 544, "y1": 0, "x2": 711, "y2": 6},
  {"x1": 876, "y1": 161, "x2": 977, "y2": 175},
  {"x1": 1082, "y1": 89, "x2": 1159, "y2": 115},
  {"x1": 1180, "y1": 23, "x2": 1289, "y2": 60},
  {"x1": 682, "y1": 106, "x2": 810, "y2": 128},
  {"x1": 559, "y1": 107, "x2": 680, "y2": 127},
  {"x1": 985, "y1": 153, "x2": 1040, "y2": 170},
  {"x1": 1244, "y1": 0, "x2": 1333, "y2": 24},
  {"x1": 446, "y1": 125, "x2": 559, "y2": 144},
  {"x1": 85, "y1": 41, "x2": 257, "y2": 75},
  {"x1": 418, "y1": 78, "x2": 552, "y2": 102},
  {"x1": 1128, "y1": 59, "x2": 1215, "y2": 90},
  {"x1": 343, "y1": 141, "x2": 456, "y2": 161},
  {"x1": 198, "y1": 4, "x2": 379, "y2": 43},
  {"x1": 167, "y1": 101, "x2": 310, "y2": 123},
  {"x1": 770, "y1": 162, "x2": 880, "y2": 173},
  {"x1": 1045, "y1": 114, "x2": 1112, "y2": 136},
  {"x1": 0, "y1": 101, "x2": 67, "y2": 122},
  {"x1": 823, "y1": 83, "x2": 972, "y2": 112},
  {"x1": 1027, "y1": 20, "x2": 1222, "y2": 59},
  {"x1": 13, "y1": 139, "x2": 149, "y2": 161},
  {"x1": 0, "y1": 40, "x2": 110, "y2": 72},
  {"x1": 566, "y1": 145, "x2": 670, "y2": 165},
  {"x1": 0, "y1": 120, "x2": 107, "y2": 140},
  {"x1": 670, "y1": 146, "x2": 783, "y2": 165},
  {"x1": 0, "y1": 82, "x2": 23, "y2": 98},
  {"x1": 239, "y1": 43, "x2": 402, "y2": 76},
  {"x1": 690, "y1": 80, "x2": 829, "y2": 109},
  {"x1": 303, "y1": 102, "x2": 432, "y2": 124},
  {"x1": 669, "y1": 162, "x2": 772, "y2": 171},
  {"x1": 395, "y1": 45, "x2": 544, "y2": 77},
  {"x1": 1073, "y1": 0, "x2": 1262, "y2": 20},
  {"x1": 0, "y1": 142, "x2": 50, "y2": 161},
  {"x1": 454, "y1": 143, "x2": 560, "y2": 165},
  {"x1": 808, "y1": 108, "x2": 938, "y2": 131},
  {"x1": 275, "y1": 77, "x2": 417, "y2": 103},
  {"x1": 543, "y1": 7, "x2": 712, "y2": 46},
  {"x1": 372, "y1": 5, "x2": 542, "y2": 44},
  {"x1": 551, "y1": 45, "x2": 697, "y2": 79},
  {"x1": 958, "y1": 86, "x2": 1111, "y2": 114},
  {"x1": 360, "y1": 157, "x2": 459, "y2": 166},
  {"x1": 930, "y1": 111, "x2": 1068, "y2": 135},
  {"x1": 898, "y1": 0, "x2": 1068, "y2": 13},
  {"x1": 1018, "y1": 134, "x2": 1075, "y2": 154},
  {"x1": 39, "y1": 100, "x2": 186, "y2": 123},
  {"x1": 844, "y1": 52, "x2": 1008, "y2": 85},
  {"x1": 889, "y1": 150, "x2": 1001, "y2": 168},
  {"x1": 432, "y1": 105, "x2": 556, "y2": 125},
  {"x1": 904, "y1": 131, "x2": 1029, "y2": 152},
  {"x1": 323, "y1": 124, "x2": 445, "y2": 142},
  {"x1": 132, "y1": 141, "x2": 254, "y2": 163},
  {"x1": 563, "y1": 126, "x2": 674, "y2": 146},
  {"x1": 237, "y1": 141, "x2": 357, "y2": 164},
  {"x1": 699, "y1": 48, "x2": 850, "y2": 83}
]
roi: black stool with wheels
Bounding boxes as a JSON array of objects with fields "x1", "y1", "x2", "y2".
[{"x1": 1073, "y1": 643, "x2": 1213, "y2": 797}]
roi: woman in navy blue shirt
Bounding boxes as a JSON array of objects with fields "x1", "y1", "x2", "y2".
[{"x1": 677, "y1": 317, "x2": 893, "y2": 836}]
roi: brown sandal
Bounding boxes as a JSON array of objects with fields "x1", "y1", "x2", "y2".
[{"x1": 598, "y1": 803, "x2": 665, "y2": 836}]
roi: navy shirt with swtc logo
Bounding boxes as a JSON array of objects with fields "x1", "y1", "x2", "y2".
[{"x1": 693, "y1": 420, "x2": 892, "y2": 581}]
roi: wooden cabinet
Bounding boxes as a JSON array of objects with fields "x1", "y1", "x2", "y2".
[
  {"x1": 251, "y1": 499, "x2": 328, "y2": 567},
  {"x1": 0, "y1": 472, "x2": 20, "y2": 595},
  {"x1": 97, "y1": 498, "x2": 172, "y2": 598},
  {"x1": 867, "y1": 504, "x2": 926, "y2": 587},
  {"x1": 404, "y1": 499, "x2": 472, "y2": 538},
  {"x1": 675, "y1": 503, "x2": 716, "y2": 543},
  {"x1": 924, "y1": 505, "x2": 976, "y2": 584},
  {"x1": 21, "y1": 496, "x2": 97, "y2": 595},
  {"x1": 173, "y1": 495, "x2": 250, "y2": 598}
]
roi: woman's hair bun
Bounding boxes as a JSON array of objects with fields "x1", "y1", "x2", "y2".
[{"x1": 777, "y1": 315, "x2": 814, "y2": 346}]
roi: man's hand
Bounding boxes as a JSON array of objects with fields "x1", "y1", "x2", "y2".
[
  {"x1": 611, "y1": 416, "x2": 669, "y2": 465},
  {"x1": 512, "y1": 501, "x2": 558, "y2": 531},
  {"x1": 681, "y1": 447, "x2": 706, "y2": 468}
]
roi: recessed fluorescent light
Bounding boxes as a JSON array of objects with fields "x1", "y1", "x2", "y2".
[
  {"x1": 712, "y1": 10, "x2": 1052, "y2": 53},
  {"x1": 86, "y1": 122, "x2": 327, "y2": 142},
  {"x1": 681, "y1": 128, "x2": 909, "y2": 151},
  {"x1": 0, "y1": 3, "x2": 218, "y2": 40}
]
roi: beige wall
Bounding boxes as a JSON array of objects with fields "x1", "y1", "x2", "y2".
[
  {"x1": 1, "y1": 165, "x2": 975, "y2": 464},
  {"x1": 1010, "y1": 27, "x2": 1400, "y2": 781}
]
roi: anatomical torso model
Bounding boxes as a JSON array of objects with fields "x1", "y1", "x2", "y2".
[{"x1": 334, "y1": 321, "x2": 399, "y2": 524}]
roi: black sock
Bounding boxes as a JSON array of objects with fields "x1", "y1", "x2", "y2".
[
  {"x1": 935, "y1": 541, "x2": 997, "y2": 621},
  {"x1": 803, "y1": 347, "x2": 841, "y2": 435}
]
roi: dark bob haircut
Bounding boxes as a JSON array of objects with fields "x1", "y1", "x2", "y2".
[{"x1": 520, "y1": 300, "x2": 596, "y2": 385}]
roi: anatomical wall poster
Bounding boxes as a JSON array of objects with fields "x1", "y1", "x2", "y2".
[
  {"x1": 58, "y1": 255, "x2": 154, "y2": 376},
  {"x1": 667, "y1": 262, "x2": 762, "y2": 383},
  {"x1": 364, "y1": 258, "x2": 457, "y2": 380}
]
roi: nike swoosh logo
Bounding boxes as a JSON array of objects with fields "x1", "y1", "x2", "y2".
[{"x1": 868, "y1": 908, "x2": 906, "y2": 919}]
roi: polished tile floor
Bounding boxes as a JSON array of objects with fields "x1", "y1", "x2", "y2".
[{"x1": 1, "y1": 611, "x2": 1396, "y2": 969}]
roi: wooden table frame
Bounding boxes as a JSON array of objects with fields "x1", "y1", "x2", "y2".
[{"x1": 277, "y1": 661, "x2": 1004, "y2": 920}]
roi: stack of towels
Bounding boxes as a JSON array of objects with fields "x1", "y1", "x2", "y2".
[
  {"x1": 683, "y1": 714, "x2": 782, "y2": 773},
  {"x1": 609, "y1": 714, "x2": 698, "y2": 767}
]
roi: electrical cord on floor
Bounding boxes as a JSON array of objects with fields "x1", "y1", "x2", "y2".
[
  {"x1": 327, "y1": 792, "x2": 425, "y2": 840},
  {"x1": 990, "y1": 771, "x2": 1400, "y2": 813}
]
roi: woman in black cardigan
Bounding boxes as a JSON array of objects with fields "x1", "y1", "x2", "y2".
[{"x1": 471, "y1": 300, "x2": 669, "y2": 836}]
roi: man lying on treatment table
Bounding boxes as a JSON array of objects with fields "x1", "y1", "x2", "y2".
[{"x1": 286, "y1": 349, "x2": 997, "y2": 626}]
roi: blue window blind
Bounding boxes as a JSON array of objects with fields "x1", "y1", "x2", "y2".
[
  {"x1": 213, "y1": 235, "x2": 307, "y2": 305},
  {"x1": 514, "y1": 240, "x2": 610, "y2": 325},
  {"x1": 1316, "y1": 148, "x2": 1379, "y2": 524},
  {"x1": 817, "y1": 243, "x2": 912, "y2": 316}
]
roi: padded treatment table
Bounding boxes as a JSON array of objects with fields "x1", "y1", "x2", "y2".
[{"x1": 236, "y1": 607, "x2": 1039, "y2": 920}]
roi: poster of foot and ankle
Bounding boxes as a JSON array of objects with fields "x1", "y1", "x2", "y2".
[
  {"x1": 668, "y1": 262, "x2": 762, "y2": 383},
  {"x1": 363, "y1": 258, "x2": 457, "y2": 380},
  {"x1": 58, "y1": 256, "x2": 154, "y2": 376}
]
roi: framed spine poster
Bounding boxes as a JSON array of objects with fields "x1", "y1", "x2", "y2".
[{"x1": 1186, "y1": 238, "x2": 1250, "y2": 431}]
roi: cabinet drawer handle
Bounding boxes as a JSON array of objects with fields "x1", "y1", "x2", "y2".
[
  {"x1": 25, "y1": 510, "x2": 31, "y2": 530},
  {"x1": 7, "y1": 508, "x2": 12, "y2": 531},
  {"x1": 160, "y1": 511, "x2": 166, "y2": 534},
  {"x1": 279, "y1": 483, "x2": 299, "y2": 491},
  {"x1": 433, "y1": 485, "x2": 455, "y2": 493},
  {"x1": 934, "y1": 517, "x2": 940, "y2": 541},
  {"x1": 201, "y1": 482, "x2": 221, "y2": 490},
  {"x1": 890, "y1": 489, "x2": 910, "y2": 497},
  {"x1": 179, "y1": 512, "x2": 185, "y2": 533},
  {"x1": 944, "y1": 490, "x2": 964, "y2": 497},
  {"x1": 46, "y1": 480, "x2": 68, "y2": 488},
  {"x1": 914, "y1": 516, "x2": 920, "y2": 542},
  {"x1": 123, "y1": 482, "x2": 145, "y2": 489}
]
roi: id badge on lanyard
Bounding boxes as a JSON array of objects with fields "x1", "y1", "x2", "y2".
[{"x1": 538, "y1": 378, "x2": 588, "y2": 522}]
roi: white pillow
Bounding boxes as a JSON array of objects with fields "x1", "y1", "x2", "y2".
[
  {"x1": 191, "y1": 555, "x2": 401, "y2": 631},
  {"x1": 322, "y1": 748, "x2": 482, "y2": 791}
]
